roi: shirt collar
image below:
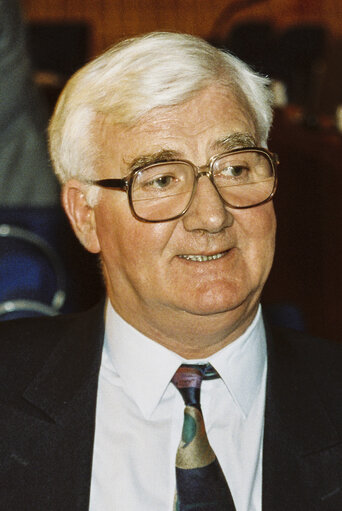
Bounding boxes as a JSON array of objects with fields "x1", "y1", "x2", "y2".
[
  {"x1": 206, "y1": 306, "x2": 267, "y2": 417},
  {"x1": 103, "y1": 304, "x2": 182, "y2": 419},
  {"x1": 103, "y1": 303, "x2": 266, "y2": 419}
]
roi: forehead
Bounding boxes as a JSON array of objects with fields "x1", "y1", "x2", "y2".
[{"x1": 94, "y1": 85, "x2": 257, "y2": 175}]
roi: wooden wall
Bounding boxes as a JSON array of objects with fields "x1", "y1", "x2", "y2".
[
  {"x1": 21, "y1": 0, "x2": 342, "y2": 58},
  {"x1": 20, "y1": 0, "x2": 342, "y2": 341}
]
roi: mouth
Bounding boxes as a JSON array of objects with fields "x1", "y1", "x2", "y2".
[{"x1": 178, "y1": 250, "x2": 229, "y2": 262}]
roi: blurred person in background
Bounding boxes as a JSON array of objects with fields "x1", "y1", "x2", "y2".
[{"x1": 0, "y1": 0, "x2": 59, "y2": 206}]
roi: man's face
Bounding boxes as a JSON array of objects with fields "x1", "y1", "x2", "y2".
[{"x1": 75, "y1": 85, "x2": 276, "y2": 355}]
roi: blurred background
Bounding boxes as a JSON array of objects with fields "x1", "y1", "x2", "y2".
[{"x1": 0, "y1": 0, "x2": 341, "y2": 342}]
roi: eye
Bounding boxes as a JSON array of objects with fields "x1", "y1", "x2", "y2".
[
  {"x1": 220, "y1": 165, "x2": 248, "y2": 178},
  {"x1": 135, "y1": 169, "x2": 181, "y2": 195},
  {"x1": 226, "y1": 165, "x2": 244, "y2": 176},
  {"x1": 133, "y1": 162, "x2": 192, "y2": 199},
  {"x1": 147, "y1": 174, "x2": 176, "y2": 189}
]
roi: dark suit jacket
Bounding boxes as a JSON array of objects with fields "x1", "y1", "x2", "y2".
[{"x1": 0, "y1": 302, "x2": 341, "y2": 510}]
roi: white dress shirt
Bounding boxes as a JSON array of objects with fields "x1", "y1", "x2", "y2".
[{"x1": 89, "y1": 304, "x2": 267, "y2": 511}]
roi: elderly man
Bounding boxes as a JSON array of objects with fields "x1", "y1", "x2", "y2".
[{"x1": 0, "y1": 32, "x2": 341, "y2": 511}]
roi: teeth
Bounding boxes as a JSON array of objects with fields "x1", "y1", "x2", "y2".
[{"x1": 179, "y1": 252, "x2": 226, "y2": 262}]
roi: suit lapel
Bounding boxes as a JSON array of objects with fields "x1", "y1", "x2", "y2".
[
  {"x1": 17, "y1": 302, "x2": 105, "y2": 510},
  {"x1": 23, "y1": 301, "x2": 105, "y2": 423},
  {"x1": 262, "y1": 325, "x2": 342, "y2": 510}
]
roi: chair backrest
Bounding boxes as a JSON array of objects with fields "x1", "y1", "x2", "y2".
[
  {"x1": 265, "y1": 302, "x2": 306, "y2": 332},
  {"x1": 0, "y1": 224, "x2": 66, "y2": 320}
]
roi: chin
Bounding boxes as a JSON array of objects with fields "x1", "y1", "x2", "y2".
[{"x1": 176, "y1": 284, "x2": 252, "y2": 317}]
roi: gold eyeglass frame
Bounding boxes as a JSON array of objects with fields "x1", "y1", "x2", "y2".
[{"x1": 87, "y1": 147, "x2": 279, "y2": 223}]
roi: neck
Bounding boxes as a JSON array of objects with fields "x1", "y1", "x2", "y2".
[{"x1": 110, "y1": 298, "x2": 259, "y2": 359}]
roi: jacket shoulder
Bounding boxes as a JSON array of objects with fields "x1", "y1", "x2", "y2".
[
  {"x1": 267, "y1": 324, "x2": 342, "y2": 416},
  {"x1": 269, "y1": 325, "x2": 342, "y2": 369},
  {"x1": 0, "y1": 302, "x2": 104, "y2": 398}
]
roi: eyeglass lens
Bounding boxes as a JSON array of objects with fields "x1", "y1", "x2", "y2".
[{"x1": 131, "y1": 150, "x2": 275, "y2": 221}]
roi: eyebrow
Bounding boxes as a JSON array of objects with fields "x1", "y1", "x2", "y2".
[
  {"x1": 127, "y1": 150, "x2": 182, "y2": 172},
  {"x1": 125, "y1": 132, "x2": 257, "y2": 172},
  {"x1": 213, "y1": 132, "x2": 257, "y2": 152}
]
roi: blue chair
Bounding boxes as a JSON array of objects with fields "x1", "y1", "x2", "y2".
[
  {"x1": 0, "y1": 223, "x2": 66, "y2": 320},
  {"x1": 265, "y1": 302, "x2": 306, "y2": 332}
]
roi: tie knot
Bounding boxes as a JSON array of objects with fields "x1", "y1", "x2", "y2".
[{"x1": 172, "y1": 363, "x2": 219, "y2": 407}]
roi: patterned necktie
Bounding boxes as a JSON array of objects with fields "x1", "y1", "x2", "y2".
[{"x1": 172, "y1": 363, "x2": 236, "y2": 511}]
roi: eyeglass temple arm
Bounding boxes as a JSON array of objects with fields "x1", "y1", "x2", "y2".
[{"x1": 90, "y1": 178, "x2": 128, "y2": 191}]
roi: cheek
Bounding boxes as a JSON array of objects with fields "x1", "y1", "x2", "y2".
[
  {"x1": 238, "y1": 203, "x2": 275, "y2": 241},
  {"x1": 94, "y1": 201, "x2": 175, "y2": 270},
  {"x1": 235, "y1": 204, "x2": 276, "y2": 268},
  {"x1": 93, "y1": 201, "x2": 131, "y2": 273}
]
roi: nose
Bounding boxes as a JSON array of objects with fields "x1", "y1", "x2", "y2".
[{"x1": 182, "y1": 175, "x2": 233, "y2": 233}]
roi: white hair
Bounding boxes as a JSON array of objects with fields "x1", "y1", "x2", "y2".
[{"x1": 48, "y1": 31, "x2": 273, "y2": 195}]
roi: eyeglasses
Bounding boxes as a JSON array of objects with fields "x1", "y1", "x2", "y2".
[{"x1": 88, "y1": 147, "x2": 278, "y2": 222}]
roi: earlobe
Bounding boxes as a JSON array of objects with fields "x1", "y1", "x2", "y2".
[{"x1": 62, "y1": 180, "x2": 101, "y2": 253}]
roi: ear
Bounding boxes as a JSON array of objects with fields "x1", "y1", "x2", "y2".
[{"x1": 62, "y1": 179, "x2": 101, "y2": 253}]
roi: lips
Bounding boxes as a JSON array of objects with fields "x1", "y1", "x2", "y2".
[{"x1": 178, "y1": 250, "x2": 228, "y2": 262}]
